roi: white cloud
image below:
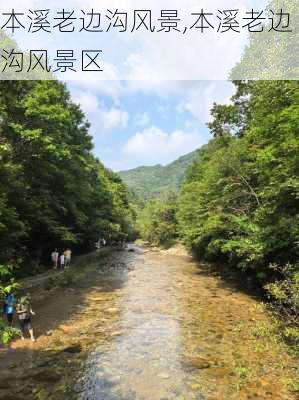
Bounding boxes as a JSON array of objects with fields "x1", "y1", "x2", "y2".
[
  {"x1": 126, "y1": 80, "x2": 234, "y2": 125},
  {"x1": 72, "y1": 91, "x2": 99, "y2": 114},
  {"x1": 176, "y1": 81, "x2": 233, "y2": 123},
  {"x1": 120, "y1": 1, "x2": 250, "y2": 80},
  {"x1": 71, "y1": 88, "x2": 129, "y2": 133},
  {"x1": 9, "y1": 0, "x2": 270, "y2": 81},
  {"x1": 134, "y1": 112, "x2": 151, "y2": 127},
  {"x1": 122, "y1": 126, "x2": 204, "y2": 167},
  {"x1": 99, "y1": 107, "x2": 129, "y2": 131},
  {"x1": 68, "y1": 75, "x2": 123, "y2": 101}
]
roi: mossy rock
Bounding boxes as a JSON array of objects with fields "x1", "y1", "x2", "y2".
[
  {"x1": 31, "y1": 369, "x2": 61, "y2": 383},
  {"x1": 62, "y1": 344, "x2": 82, "y2": 354}
]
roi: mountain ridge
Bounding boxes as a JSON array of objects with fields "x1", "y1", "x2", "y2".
[{"x1": 118, "y1": 150, "x2": 200, "y2": 200}]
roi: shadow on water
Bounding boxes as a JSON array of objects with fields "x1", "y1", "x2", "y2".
[
  {"x1": 0, "y1": 250, "x2": 130, "y2": 400},
  {"x1": 193, "y1": 261, "x2": 264, "y2": 300},
  {"x1": 0, "y1": 247, "x2": 295, "y2": 400}
]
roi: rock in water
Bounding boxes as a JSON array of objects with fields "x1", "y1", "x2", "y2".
[
  {"x1": 182, "y1": 356, "x2": 211, "y2": 371},
  {"x1": 31, "y1": 370, "x2": 61, "y2": 383},
  {"x1": 106, "y1": 307, "x2": 118, "y2": 314},
  {"x1": 110, "y1": 331, "x2": 123, "y2": 337},
  {"x1": 62, "y1": 344, "x2": 82, "y2": 354}
]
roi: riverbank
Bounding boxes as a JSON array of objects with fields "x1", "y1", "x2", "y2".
[
  {"x1": 0, "y1": 246, "x2": 298, "y2": 400},
  {"x1": 0, "y1": 248, "x2": 125, "y2": 399}
]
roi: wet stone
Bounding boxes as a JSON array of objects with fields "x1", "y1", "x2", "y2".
[
  {"x1": 35, "y1": 358, "x2": 58, "y2": 368},
  {"x1": 0, "y1": 381, "x2": 12, "y2": 389},
  {"x1": 205, "y1": 367, "x2": 230, "y2": 379},
  {"x1": 0, "y1": 394, "x2": 24, "y2": 400},
  {"x1": 62, "y1": 344, "x2": 82, "y2": 354},
  {"x1": 106, "y1": 307, "x2": 119, "y2": 314},
  {"x1": 7, "y1": 363, "x2": 17, "y2": 369},
  {"x1": 182, "y1": 356, "x2": 211, "y2": 370},
  {"x1": 30, "y1": 369, "x2": 61, "y2": 383},
  {"x1": 110, "y1": 331, "x2": 124, "y2": 337}
]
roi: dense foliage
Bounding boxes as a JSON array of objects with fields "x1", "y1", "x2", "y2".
[
  {"x1": 231, "y1": 0, "x2": 298, "y2": 80},
  {"x1": 136, "y1": 81, "x2": 298, "y2": 331},
  {"x1": 177, "y1": 80, "x2": 298, "y2": 334},
  {"x1": 0, "y1": 81, "x2": 134, "y2": 276},
  {"x1": 178, "y1": 81, "x2": 298, "y2": 276},
  {"x1": 137, "y1": 192, "x2": 178, "y2": 247},
  {"x1": 119, "y1": 150, "x2": 199, "y2": 200}
]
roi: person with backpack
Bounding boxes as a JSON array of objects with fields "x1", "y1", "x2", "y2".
[
  {"x1": 3, "y1": 290, "x2": 16, "y2": 326},
  {"x1": 16, "y1": 295, "x2": 36, "y2": 342}
]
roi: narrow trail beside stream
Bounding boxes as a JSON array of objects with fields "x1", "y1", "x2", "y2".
[{"x1": 0, "y1": 246, "x2": 297, "y2": 400}]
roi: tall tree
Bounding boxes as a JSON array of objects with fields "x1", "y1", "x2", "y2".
[
  {"x1": 0, "y1": 81, "x2": 134, "y2": 274},
  {"x1": 178, "y1": 81, "x2": 299, "y2": 276}
]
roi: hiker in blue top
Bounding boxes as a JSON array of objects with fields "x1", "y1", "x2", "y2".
[{"x1": 3, "y1": 290, "x2": 16, "y2": 326}]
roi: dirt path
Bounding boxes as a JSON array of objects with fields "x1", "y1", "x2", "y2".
[
  {"x1": 20, "y1": 248, "x2": 113, "y2": 290},
  {"x1": 0, "y1": 246, "x2": 297, "y2": 400}
]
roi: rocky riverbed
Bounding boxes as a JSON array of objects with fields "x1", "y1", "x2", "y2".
[{"x1": 0, "y1": 246, "x2": 297, "y2": 400}]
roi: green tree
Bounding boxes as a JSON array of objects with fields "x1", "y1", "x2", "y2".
[
  {"x1": 178, "y1": 81, "x2": 299, "y2": 277},
  {"x1": 0, "y1": 80, "x2": 134, "y2": 275},
  {"x1": 137, "y1": 192, "x2": 178, "y2": 247}
]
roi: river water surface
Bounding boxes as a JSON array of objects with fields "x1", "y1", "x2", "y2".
[
  {"x1": 76, "y1": 246, "x2": 296, "y2": 400},
  {"x1": 0, "y1": 246, "x2": 297, "y2": 400}
]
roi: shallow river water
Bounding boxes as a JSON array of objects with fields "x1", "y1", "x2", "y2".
[
  {"x1": 76, "y1": 246, "x2": 296, "y2": 400},
  {"x1": 0, "y1": 246, "x2": 296, "y2": 400}
]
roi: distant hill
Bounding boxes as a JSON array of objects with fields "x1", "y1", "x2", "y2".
[{"x1": 118, "y1": 150, "x2": 200, "y2": 200}]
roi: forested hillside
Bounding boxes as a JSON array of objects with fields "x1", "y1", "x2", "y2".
[
  {"x1": 179, "y1": 81, "x2": 298, "y2": 274},
  {"x1": 0, "y1": 81, "x2": 135, "y2": 277},
  {"x1": 139, "y1": 81, "x2": 298, "y2": 275},
  {"x1": 137, "y1": 81, "x2": 299, "y2": 337},
  {"x1": 118, "y1": 150, "x2": 199, "y2": 200}
]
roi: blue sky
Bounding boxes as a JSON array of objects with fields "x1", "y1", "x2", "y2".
[
  {"x1": 3, "y1": 0, "x2": 271, "y2": 170},
  {"x1": 68, "y1": 80, "x2": 235, "y2": 171}
]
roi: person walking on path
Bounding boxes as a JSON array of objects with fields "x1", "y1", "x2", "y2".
[
  {"x1": 16, "y1": 295, "x2": 36, "y2": 342},
  {"x1": 60, "y1": 253, "x2": 65, "y2": 270},
  {"x1": 3, "y1": 290, "x2": 16, "y2": 326},
  {"x1": 51, "y1": 249, "x2": 59, "y2": 269},
  {"x1": 64, "y1": 248, "x2": 72, "y2": 268}
]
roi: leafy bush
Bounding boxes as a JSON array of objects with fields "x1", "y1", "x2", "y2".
[
  {"x1": 0, "y1": 264, "x2": 21, "y2": 296},
  {"x1": 265, "y1": 264, "x2": 299, "y2": 350},
  {"x1": 0, "y1": 319, "x2": 20, "y2": 345},
  {"x1": 178, "y1": 81, "x2": 298, "y2": 276},
  {"x1": 176, "y1": 80, "x2": 298, "y2": 330},
  {"x1": 265, "y1": 264, "x2": 299, "y2": 321},
  {"x1": 137, "y1": 192, "x2": 178, "y2": 247},
  {"x1": 0, "y1": 264, "x2": 21, "y2": 345}
]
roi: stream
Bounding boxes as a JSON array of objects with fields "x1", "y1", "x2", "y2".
[
  {"x1": 76, "y1": 245, "x2": 296, "y2": 400},
  {"x1": 0, "y1": 245, "x2": 296, "y2": 400}
]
